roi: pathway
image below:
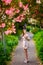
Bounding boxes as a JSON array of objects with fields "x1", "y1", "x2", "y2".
[{"x1": 10, "y1": 33, "x2": 40, "y2": 65}]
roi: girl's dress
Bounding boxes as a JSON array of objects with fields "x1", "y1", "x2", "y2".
[{"x1": 22, "y1": 33, "x2": 29, "y2": 49}]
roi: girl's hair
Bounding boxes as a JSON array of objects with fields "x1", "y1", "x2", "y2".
[
  {"x1": 23, "y1": 25, "x2": 26, "y2": 30},
  {"x1": 22, "y1": 30, "x2": 25, "y2": 36},
  {"x1": 22, "y1": 26, "x2": 26, "y2": 36}
]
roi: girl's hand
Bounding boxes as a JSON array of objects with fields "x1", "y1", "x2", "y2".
[{"x1": 25, "y1": 36, "x2": 30, "y2": 41}]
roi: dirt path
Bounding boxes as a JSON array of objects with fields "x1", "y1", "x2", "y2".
[{"x1": 10, "y1": 39, "x2": 40, "y2": 65}]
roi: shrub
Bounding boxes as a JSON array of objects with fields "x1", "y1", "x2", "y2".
[
  {"x1": 31, "y1": 27, "x2": 40, "y2": 34},
  {"x1": 5, "y1": 35, "x2": 18, "y2": 46},
  {"x1": 26, "y1": 25, "x2": 40, "y2": 34},
  {"x1": 34, "y1": 30, "x2": 43, "y2": 63},
  {"x1": 0, "y1": 35, "x2": 18, "y2": 65}
]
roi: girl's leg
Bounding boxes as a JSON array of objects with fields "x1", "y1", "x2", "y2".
[{"x1": 24, "y1": 49, "x2": 28, "y2": 61}]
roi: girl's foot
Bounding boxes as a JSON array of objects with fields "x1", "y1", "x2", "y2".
[
  {"x1": 24, "y1": 59, "x2": 29, "y2": 63},
  {"x1": 24, "y1": 59, "x2": 27, "y2": 63}
]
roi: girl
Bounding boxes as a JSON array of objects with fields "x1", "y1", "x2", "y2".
[{"x1": 22, "y1": 26, "x2": 30, "y2": 63}]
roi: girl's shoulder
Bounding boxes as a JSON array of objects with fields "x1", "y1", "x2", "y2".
[{"x1": 25, "y1": 33, "x2": 28, "y2": 36}]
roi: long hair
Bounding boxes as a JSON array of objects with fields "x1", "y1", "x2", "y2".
[{"x1": 22, "y1": 26, "x2": 26, "y2": 36}]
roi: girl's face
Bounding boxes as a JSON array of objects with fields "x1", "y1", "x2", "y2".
[{"x1": 23, "y1": 29, "x2": 26, "y2": 34}]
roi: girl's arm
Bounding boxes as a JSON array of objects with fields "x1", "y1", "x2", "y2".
[
  {"x1": 26, "y1": 36, "x2": 30, "y2": 41},
  {"x1": 25, "y1": 34, "x2": 30, "y2": 41}
]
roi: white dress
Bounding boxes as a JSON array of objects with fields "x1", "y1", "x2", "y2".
[{"x1": 22, "y1": 34, "x2": 29, "y2": 49}]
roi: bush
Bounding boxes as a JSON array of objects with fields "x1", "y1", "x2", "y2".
[
  {"x1": 31, "y1": 27, "x2": 40, "y2": 34},
  {"x1": 34, "y1": 30, "x2": 43, "y2": 63},
  {"x1": 5, "y1": 35, "x2": 18, "y2": 46},
  {"x1": 0, "y1": 35, "x2": 18, "y2": 65},
  {"x1": 26, "y1": 25, "x2": 40, "y2": 34}
]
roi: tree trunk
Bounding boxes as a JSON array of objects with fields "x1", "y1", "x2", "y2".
[{"x1": 1, "y1": 30, "x2": 6, "y2": 54}]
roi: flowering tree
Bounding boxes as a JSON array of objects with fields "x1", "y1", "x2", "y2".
[
  {"x1": 0, "y1": 0, "x2": 29, "y2": 52},
  {"x1": 27, "y1": 0, "x2": 43, "y2": 28},
  {"x1": 20, "y1": 0, "x2": 43, "y2": 28},
  {"x1": 0, "y1": 0, "x2": 29, "y2": 34}
]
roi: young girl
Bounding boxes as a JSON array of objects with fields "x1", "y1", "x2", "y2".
[{"x1": 22, "y1": 26, "x2": 30, "y2": 63}]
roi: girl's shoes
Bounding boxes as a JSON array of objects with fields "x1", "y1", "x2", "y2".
[{"x1": 24, "y1": 59, "x2": 29, "y2": 63}]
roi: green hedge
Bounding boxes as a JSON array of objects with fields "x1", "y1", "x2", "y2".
[
  {"x1": 26, "y1": 26, "x2": 40, "y2": 34},
  {"x1": 0, "y1": 35, "x2": 18, "y2": 65},
  {"x1": 34, "y1": 30, "x2": 43, "y2": 63},
  {"x1": 31, "y1": 27, "x2": 40, "y2": 34}
]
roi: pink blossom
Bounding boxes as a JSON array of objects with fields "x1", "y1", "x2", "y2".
[
  {"x1": 23, "y1": 4, "x2": 28, "y2": 10},
  {"x1": 2, "y1": 0, "x2": 12, "y2": 5},
  {"x1": 14, "y1": 13, "x2": 25, "y2": 22},
  {"x1": 15, "y1": 9, "x2": 20, "y2": 13},
  {"x1": 21, "y1": 16, "x2": 25, "y2": 20},
  {"x1": 14, "y1": 16, "x2": 22, "y2": 22},
  {"x1": 19, "y1": 2, "x2": 23, "y2": 8},
  {"x1": 5, "y1": 7, "x2": 15, "y2": 16},
  {"x1": 20, "y1": 14, "x2": 24, "y2": 17},
  {"x1": 12, "y1": 25, "x2": 15, "y2": 28},
  {"x1": 11, "y1": 24, "x2": 16, "y2": 33},
  {"x1": 14, "y1": 18, "x2": 21, "y2": 22},
  {"x1": 19, "y1": 14, "x2": 25, "y2": 20},
  {"x1": 10, "y1": 7, "x2": 15, "y2": 11},
  {"x1": 5, "y1": 10, "x2": 9, "y2": 15},
  {"x1": 14, "y1": 12, "x2": 26, "y2": 22},
  {"x1": 20, "y1": 14, "x2": 25, "y2": 17},
  {"x1": 5, "y1": 30, "x2": 12, "y2": 35},
  {"x1": 1, "y1": 23, "x2": 5, "y2": 28},
  {"x1": 17, "y1": 19, "x2": 22, "y2": 22},
  {"x1": 12, "y1": 29, "x2": 16, "y2": 33},
  {"x1": 13, "y1": 31, "x2": 16, "y2": 34},
  {"x1": 5, "y1": 9, "x2": 12, "y2": 15},
  {"x1": 5, "y1": 30, "x2": 9, "y2": 35}
]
